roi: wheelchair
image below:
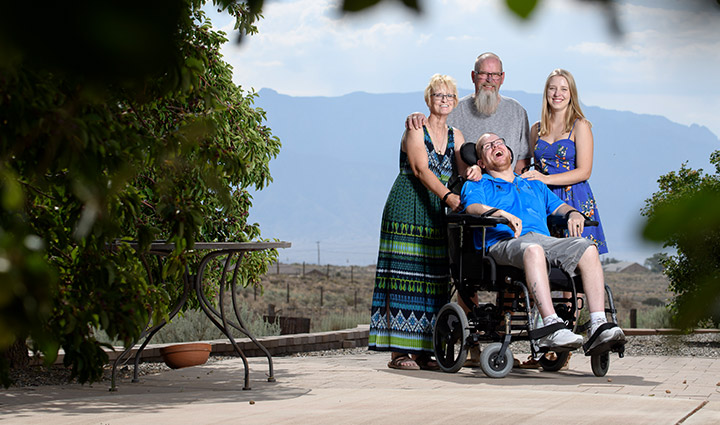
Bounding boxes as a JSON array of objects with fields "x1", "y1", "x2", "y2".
[{"x1": 432, "y1": 143, "x2": 625, "y2": 379}]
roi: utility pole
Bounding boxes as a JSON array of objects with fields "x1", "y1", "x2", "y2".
[{"x1": 316, "y1": 241, "x2": 320, "y2": 265}]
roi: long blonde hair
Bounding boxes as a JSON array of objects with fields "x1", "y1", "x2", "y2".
[{"x1": 539, "y1": 69, "x2": 591, "y2": 136}]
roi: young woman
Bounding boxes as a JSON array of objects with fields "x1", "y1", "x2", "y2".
[
  {"x1": 519, "y1": 69, "x2": 608, "y2": 369},
  {"x1": 521, "y1": 69, "x2": 608, "y2": 254}
]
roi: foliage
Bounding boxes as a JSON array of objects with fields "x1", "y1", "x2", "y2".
[
  {"x1": 505, "y1": 0, "x2": 539, "y2": 19},
  {"x1": 341, "y1": 0, "x2": 624, "y2": 35},
  {"x1": 641, "y1": 150, "x2": 720, "y2": 329},
  {"x1": 644, "y1": 253, "x2": 667, "y2": 273},
  {"x1": 642, "y1": 297, "x2": 666, "y2": 307},
  {"x1": 312, "y1": 311, "x2": 370, "y2": 333},
  {"x1": 94, "y1": 307, "x2": 281, "y2": 345},
  {"x1": 618, "y1": 306, "x2": 672, "y2": 330},
  {"x1": 601, "y1": 257, "x2": 621, "y2": 265},
  {"x1": 0, "y1": 1, "x2": 281, "y2": 386}
]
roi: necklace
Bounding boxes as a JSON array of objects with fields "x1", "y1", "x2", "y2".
[{"x1": 428, "y1": 126, "x2": 447, "y2": 154}]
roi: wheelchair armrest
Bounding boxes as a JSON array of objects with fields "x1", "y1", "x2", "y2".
[
  {"x1": 547, "y1": 214, "x2": 598, "y2": 228},
  {"x1": 446, "y1": 212, "x2": 509, "y2": 227}
]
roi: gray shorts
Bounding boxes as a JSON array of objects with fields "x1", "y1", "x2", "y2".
[{"x1": 488, "y1": 232, "x2": 595, "y2": 276}]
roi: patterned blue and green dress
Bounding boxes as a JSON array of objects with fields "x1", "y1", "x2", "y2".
[
  {"x1": 369, "y1": 126, "x2": 455, "y2": 355},
  {"x1": 534, "y1": 121, "x2": 608, "y2": 254}
]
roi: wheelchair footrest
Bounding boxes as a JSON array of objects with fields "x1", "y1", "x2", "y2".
[
  {"x1": 527, "y1": 322, "x2": 566, "y2": 340},
  {"x1": 583, "y1": 323, "x2": 626, "y2": 356}
]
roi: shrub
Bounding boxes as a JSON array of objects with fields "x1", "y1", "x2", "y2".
[
  {"x1": 642, "y1": 297, "x2": 666, "y2": 307},
  {"x1": 312, "y1": 312, "x2": 370, "y2": 333},
  {"x1": 95, "y1": 306, "x2": 281, "y2": 346},
  {"x1": 642, "y1": 150, "x2": 720, "y2": 328}
]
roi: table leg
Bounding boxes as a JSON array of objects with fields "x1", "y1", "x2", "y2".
[
  {"x1": 196, "y1": 250, "x2": 253, "y2": 390},
  {"x1": 228, "y1": 257, "x2": 275, "y2": 382},
  {"x1": 195, "y1": 250, "x2": 276, "y2": 390},
  {"x1": 110, "y1": 253, "x2": 190, "y2": 391}
]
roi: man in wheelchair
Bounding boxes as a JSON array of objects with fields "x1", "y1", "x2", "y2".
[{"x1": 460, "y1": 132, "x2": 625, "y2": 353}]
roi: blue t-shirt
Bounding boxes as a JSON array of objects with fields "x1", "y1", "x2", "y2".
[{"x1": 460, "y1": 174, "x2": 565, "y2": 250}]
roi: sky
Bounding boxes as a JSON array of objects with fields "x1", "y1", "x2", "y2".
[
  {"x1": 208, "y1": 0, "x2": 720, "y2": 138},
  {"x1": 200, "y1": 0, "x2": 720, "y2": 265}
]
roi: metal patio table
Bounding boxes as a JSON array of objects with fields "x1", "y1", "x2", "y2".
[{"x1": 110, "y1": 241, "x2": 291, "y2": 391}]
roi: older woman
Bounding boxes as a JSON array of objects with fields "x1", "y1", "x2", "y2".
[{"x1": 368, "y1": 74, "x2": 466, "y2": 370}]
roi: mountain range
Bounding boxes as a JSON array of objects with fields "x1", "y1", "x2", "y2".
[{"x1": 249, "y1": 88, "x2": 719, "y2": 266}]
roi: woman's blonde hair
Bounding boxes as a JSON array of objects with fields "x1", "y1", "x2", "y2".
[
  {"x1": 424, "y1": 74, "x2": 459, "y2": 108},
  {"x1": 539, "y1": 69, "x2": 591, "y2": 136}
]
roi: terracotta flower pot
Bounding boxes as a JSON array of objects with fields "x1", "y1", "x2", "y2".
[{"x1": 160, "y1": 343, "x2": 212, "y2": 369}]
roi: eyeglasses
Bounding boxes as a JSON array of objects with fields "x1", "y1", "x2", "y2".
[
  {"x1": 481, "y1": 138, "x2": 506, "y2": 151},
  {"x1": 431, "y1": 93, "x2": 457, "y2": 100},
  {"x1": 475, "y1": 71, "x2": 503, "y2": 81}
]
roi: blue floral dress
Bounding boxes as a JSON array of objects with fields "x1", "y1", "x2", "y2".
[{"x1": 534, "y1": 122, "x2": 608, "y2": 254}]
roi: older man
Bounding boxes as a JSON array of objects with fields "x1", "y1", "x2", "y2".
[
  {"x1": 407, "y1": 52, "x2": 530, "y2": 174},
  {"x1": 460, "y1": 133, "x2": 625, "y2": 352}
]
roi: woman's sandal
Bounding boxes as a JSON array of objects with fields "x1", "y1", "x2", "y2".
[
  {"x1": 519, "y1": 355, "x2": 541, "y2": 369},
  {"x1": 414, "y1": 355, "x2": 440, "y2": 371},
  {"x1": 388, "y1": 355, "x2": 420, "y2": 370},
  {"x1": 560, "y1": 352, "x2": 572, "y2": 370},
  {"x1": 519, "y1": 352, "x2": 572, "y2": 370}
]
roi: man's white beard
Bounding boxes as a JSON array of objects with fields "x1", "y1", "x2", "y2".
[{"x1": 474, "y1": 89, "x2": 500, "y2": 115}]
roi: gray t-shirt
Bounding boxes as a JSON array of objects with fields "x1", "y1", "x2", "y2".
[{"x1": 448, "y1": 94, "x2": 530, "y2": 168}]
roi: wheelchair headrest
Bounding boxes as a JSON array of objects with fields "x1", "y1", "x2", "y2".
[
  {"x1": 460, "y1": 142, "x2": 514, "y2": 167},
  {"x1": 460, "y1": 142, "x2": 479, "y2": 166}
]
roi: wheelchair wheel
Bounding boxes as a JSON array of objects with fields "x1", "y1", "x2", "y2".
[
  {"x1": 591, "y1": 352, "x2": 610, "y2": 377},
  {"x1": 433, "y1": 303, "x2": 469, "y2": 373},
  {"x1": 538, "y1": 351, "x2": 571, "y2": 372},
  {"x1": 479, "y1": 342, "x2": 513, "y2": 379}
]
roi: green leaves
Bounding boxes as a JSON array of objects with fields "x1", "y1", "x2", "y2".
[
  {"x1": 1, "y1": 1, "x2": 279, "y2": 386},
  {"x1": 642, "y1": 150, "x2": 720, "y2": 329},
  {"x1": 342, "y1": 0, "x2": 420, "y2": 13},
  {"x1": 0, "y1": 168, "x2": 24, "y2": 210},
  {"x1": 506, "y1": 0, "x2": 539, "y2": 19}
]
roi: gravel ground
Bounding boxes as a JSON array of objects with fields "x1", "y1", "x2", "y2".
[{"x1": 6, "y1": 333, "x2": 719, "y2": 388}]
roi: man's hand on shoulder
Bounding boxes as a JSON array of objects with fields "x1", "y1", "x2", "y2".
[
  {"x1": 465, "y1": 164, "x2": 483, "y2": 182},
  {"x1": 405, "y1": 112, "x2": 428, "y2": 130}
]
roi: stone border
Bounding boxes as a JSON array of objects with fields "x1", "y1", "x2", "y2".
[
  {"x1": 36, "y1": 325, "x2": 371, "y2": 365},
  {"x1": 622, "y1": 328, "x2": 720, "y2": 336},
  {"x1": 35, "y1": 326, "x2": 719, "y2": 365}
]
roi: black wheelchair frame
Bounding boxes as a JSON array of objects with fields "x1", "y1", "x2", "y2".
[{"x1": 432, "y1": 212, "x2": 625, "y2": 378}]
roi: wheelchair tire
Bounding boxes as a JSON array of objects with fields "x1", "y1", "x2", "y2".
[
  {"x1": 591, "y1": 352, "x2": 610, "y2": 377},
  {"x1": 538, "y1": 351, "x2": 571, "y2": 372},
  {"x1": 433, "y1": 303, "x2": 469, "y2": 373},
  {"x1": 479, "y1": 342, "x2": 513, "y2": 379}
]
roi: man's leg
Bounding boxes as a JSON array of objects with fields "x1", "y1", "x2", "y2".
[
  {"x1": 489, "y1": 236, "x2": 584, "y2": 350},
  {"x1": 522, "y1": 244, "x2": 583, "y2": 350},
  {"x1": 576, "y1": 245, "x2": 605, "y2": 314},
  {"x1": 523, "y1": 244, "x2": 554, "y2": 318},
  {"x1": 575, "y1": 245, "x2": 626, "y2": 352}
]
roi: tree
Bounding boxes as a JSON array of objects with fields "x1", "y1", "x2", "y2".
[
  {"x1": 644, "y1": 253, "x2": 667, "y2": 273},
  {"x1": 601, "y1": 257, "x2": 620, "y2": 265},
  {"x1": 641, "y1": 151, "x2": 720, "y2": 329},
  {"x1": 1, "y1": 1, "x2": 279, "y2": 386}
]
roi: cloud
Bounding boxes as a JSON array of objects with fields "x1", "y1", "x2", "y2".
[
  {"x1": 337, "y1": 21, "x2": 417, "y2": 50},
  {"x1": 561, "y1": 2, "x2": 720, "y2": 96},
  {"x1": 212, "y1": 0, "x2": 720, "y2": 136},
  {"x1": 444, "y1": 0, "x2": 501, "y2": 14},
  {"x1": 567, "y1": 42, "x2": 639, "y2": 58}
]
